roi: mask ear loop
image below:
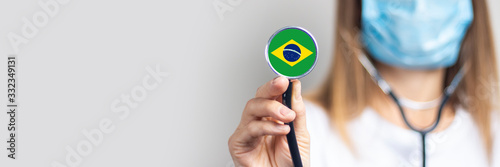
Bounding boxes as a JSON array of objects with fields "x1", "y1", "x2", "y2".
[{"x1": 341, "y1": 27, "x2": 468, "y2": 166}]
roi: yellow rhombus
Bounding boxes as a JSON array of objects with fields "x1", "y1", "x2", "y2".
[{"x1": 271, "y1": 39, "x2": 313, "y2": 67}]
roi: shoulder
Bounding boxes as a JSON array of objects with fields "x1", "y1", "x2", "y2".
[
  {"x1": 459, "y1": 108, "x2": 500, "y2": 166},
  {"x1": 304, "y1": 100, "x2": 330, "y2": 131},
  {"x1": 303, "y1": 100, "x2": 357, "y2": 166}
]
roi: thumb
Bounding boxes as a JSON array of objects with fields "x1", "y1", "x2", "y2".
[
  {"x1": 290, "y1": 79, "x2": 310, "y2": 165},
  {"x1": 290, "y1": 79, "x2": 308, "y2": 135}
]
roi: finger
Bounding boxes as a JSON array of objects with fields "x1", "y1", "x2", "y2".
[
  {"x1": 243, "y1": 98, "x2": 296, "y2": 124},
  {"x1": 240, "y1": 121, "x2": 290, "y2": 142},
  {"x1": 290, "y1": 80, "x2": 308, "y2": 136},
  {"x1": 255, "y1": 76, "x2": 289, "y2": 99}
]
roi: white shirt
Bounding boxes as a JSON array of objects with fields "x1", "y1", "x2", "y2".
[{"x1": 305, "y1": 101, "x2": 500, "y2": 167}]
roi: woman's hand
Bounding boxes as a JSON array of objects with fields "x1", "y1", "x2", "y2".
[{"x1": 228, "y1": 76, "x2": 310, "y2": 167}]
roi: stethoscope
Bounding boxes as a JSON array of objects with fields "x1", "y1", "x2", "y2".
[{"x1": 357, "y1": 53, "x2": 466, "y2": 167}]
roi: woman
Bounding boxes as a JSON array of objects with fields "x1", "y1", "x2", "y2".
[{"x1": 229, "y1": 0, "x2": 499, "y2": 166}]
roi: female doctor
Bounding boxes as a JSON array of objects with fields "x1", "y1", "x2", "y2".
[{"x1": 228, "y1": 0, "x2": 499, "y2": 166}]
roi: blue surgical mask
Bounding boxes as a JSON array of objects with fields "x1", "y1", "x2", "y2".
[{"x1": 361, "y1": 0, "x2": 474, "y2": 69}]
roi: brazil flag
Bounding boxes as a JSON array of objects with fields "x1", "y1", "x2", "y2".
[{"x1": 266, "y1": 27, "x2": 317, "y2": 79}]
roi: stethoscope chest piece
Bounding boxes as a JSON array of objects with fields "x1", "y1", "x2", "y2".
[{"x1": 265, "y1": 26, "x2": 318, "y2": 167}]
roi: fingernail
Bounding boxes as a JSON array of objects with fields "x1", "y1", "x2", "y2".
[
  {"x1": 294, "y1": 84, "x2": 302, "y2": 100},
  {"x1": 272, "y1": 77, "x2": 280, "y2": 85},
  {"x1": 277, "y1": 125, "x2": 289, "y2": 130},
  {"x1": 280, "y1": 107, "x2": 291, "y2": 116},
  {"x1": 294, "y1": 92, "x2": 302, "y2": 101}
]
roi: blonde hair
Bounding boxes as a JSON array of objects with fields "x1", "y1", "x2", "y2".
[{"x1": 310, "y1": 0, "x2": 499, "y2": 159}]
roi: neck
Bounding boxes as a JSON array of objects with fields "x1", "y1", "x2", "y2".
[
  {"x1": 378, "y1": 64, "x2": 444, "y2": 102},
  {"x1": 371, "y1": 63, "x2": 455, "y2": 130}
]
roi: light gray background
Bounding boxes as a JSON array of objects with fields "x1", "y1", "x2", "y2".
[{"x1": 0, "y1": 0, "x2": 498, "y2": 166}]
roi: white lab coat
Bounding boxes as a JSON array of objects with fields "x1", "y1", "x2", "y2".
[{"x1": 305, "y1": 101, "x2": 500, "y2": 167}]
